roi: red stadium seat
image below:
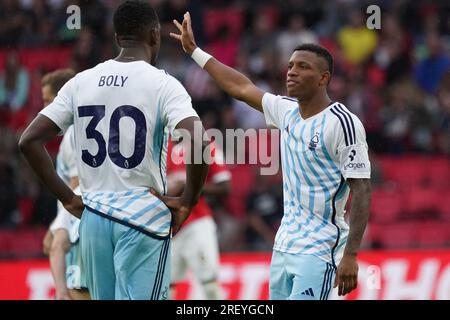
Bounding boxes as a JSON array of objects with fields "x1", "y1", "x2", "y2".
[
  {"x1": 0, "y1": 230, "x2": 14, "y2": 255},
  {"x1": 8, "y1": 227, "x2": 47, "y2": 258},
  {"x1": 386, "y1": 158, "x2": 428, "y2": 188},
  {"x1": 426, "y1": 158, "x2": 450, "y2": 188},
  {"x1": 364, "y1": 223, "x2": 383, "y2": 246},
  {"x1": 369, "y1": 222, "x2": 419, "y2": 248},
  {"x1": 203, "y1": 8, "x2": 244, "y2": 40},
  {"x1": 417, "y1": 221, "x2": 450, "y2": 247},
  {"x1": 0, "y1": 47, "x2": 73, "y2": 72},
  {"x1": 404, "y1": 187, "x2": 440, "y2": 218},
  {"x1": 436, "y1": 190, "x2": 450, "y2": 221},
  {"x1": 17, "y1": 197, "x2": 34, "y2": 227},
  {"x1": 370, "y1": 188, "x2": 404, "y2": 223}
]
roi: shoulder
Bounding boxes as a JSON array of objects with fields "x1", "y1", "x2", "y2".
[
  {"x1": 327, "y1": 102, "x2": 366, "y2": 145},
  {"x1": 160, "y1": 70, "x2": 186, "y2": 89},
  {"x1": 262, "y1": 93, "x2": 297, "y2": 113},
  {"x1": 158, "y1": 72, "x2": 190, "y2": 101},
  {"x1": 264, "y1": 93, "x2": 297, "y2": 106},
  {"x1": 328, "y1": 102, "x2": 364, "y2": 128}
]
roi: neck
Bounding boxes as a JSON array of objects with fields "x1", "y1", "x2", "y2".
[
  {"x1": 115, "y1": 43, "x2": 153, "y2": 64},
  {"x1": 298, "y1": 93, "x2": 332, "y2": 119}
]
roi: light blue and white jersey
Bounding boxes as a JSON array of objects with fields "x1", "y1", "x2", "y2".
[
  {"x1": 262, "y1": 93, "x2": 371, "y2": 267},
  {"x1": 51, "y1": 126, "x2": 80, "y2": 243},
  {"x1": 41, "y1": 60, "x2": 198, "y2": 238}
]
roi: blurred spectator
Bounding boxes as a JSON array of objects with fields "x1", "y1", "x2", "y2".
[
  {"x1": 232, "y1": 77, "x2": 269, "y2": 130},
  {"x1": 78, "y1": 0, "x2": 108, "y2": 42},
  {"x1": 0, "y1": 0, "x2": 27, "y2": 46},
  {"x1": 337, "y1": 9, "x2": 378, "y2": 66},
  {"x1": 0, "y1": 159, "x2": 18, "y2": 228},
  {"x1": 414, "y1": 32, "x2": 450, "y2": 94},
  {"x1": 240, "y1": 9, "x2": 277, "y2": 77},
  {"x1": 381, "y1": 82, "x2": 414, "y2": 154},
  {"x1": 276, "y1": 13, "x2": 318, "y2": 70},
  {"x1": 245, "y1": 173, "x2": 283, "y2": 251},
  {"x1": 21, "y1": 0, "x2": 56, "y2": 47},
  {"x1": 435, "y1": 71, "x2": 450, "y2": 155},
  {"x1": 0, "y1": 50, "x2": 30, "y2": 113},
  {"x1": 408, "y1": 88, "x2": 435, "y2": 153},
  {"x1": 70, "y1": 27, "x2": 103, "y2": 71},
  {"x1": 374, "y1": 13, "x2": 412, "y2": 86},
  {"x1": 206, "y1": 25, "x2": 239, "y2": 67},
  {"x1": 158, "y1": 43, "x2": 190, "y2": 83}
]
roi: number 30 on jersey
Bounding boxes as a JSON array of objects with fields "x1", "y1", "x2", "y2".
[{"x1": 78, "y1": 105, "x2": 147, "y2": 169}]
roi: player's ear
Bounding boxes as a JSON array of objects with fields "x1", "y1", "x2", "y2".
[
  {"x1": 149, "y1": 27, "x2": 160, "y2": 47},
  {"x1": 115, "y1": 33, "x2": 121, "y2": 48},
  {"x1": 320, "y1": 71, "x2": 331, "y2": 87}
]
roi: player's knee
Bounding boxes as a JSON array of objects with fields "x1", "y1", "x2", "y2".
[{"x1": 50, "y1": 239, "x2": 70, "y2": 255}]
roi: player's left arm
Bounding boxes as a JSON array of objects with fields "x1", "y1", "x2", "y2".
[
  {"x1": 334, "y1": 178, "x2": 371, "y2": 296},
  {"x1": 19, "y1": 115, "x2": 84, "y2": 218},
  {"x1": 345, "y1": 178, "x2": 372, "y2": 256},
  {"x1": 333, "y1": 113, "x2": 372, "y2": 296}
]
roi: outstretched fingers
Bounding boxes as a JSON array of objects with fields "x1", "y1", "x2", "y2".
[
  {"x1": 169, "y1": 33, "x2": 181, "y2": 41},
  {"x1": 186, "y1": 11, "x2": 193, "y2": 35},
  {"x1": 173, "y1": 19, "x2": 182, "y2": 32},
  {"x1": 182, "y1": 14, "x2": 189, "y2": 33}
]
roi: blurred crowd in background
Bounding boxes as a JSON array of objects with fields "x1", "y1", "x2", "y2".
[{"x1": 0, "y1": 0, "x2": 449, "y2": 258}]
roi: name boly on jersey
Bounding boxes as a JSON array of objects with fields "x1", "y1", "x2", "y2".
[{"x1": 98, "y1": 75, "x2": 128, "y2": 87}]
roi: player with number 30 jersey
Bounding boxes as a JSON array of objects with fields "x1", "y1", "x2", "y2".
[{"x1": 40, "y1": 60, "x2": 197, "y2": 238}]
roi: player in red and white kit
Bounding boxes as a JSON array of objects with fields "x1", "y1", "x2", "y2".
[{"x1": 167, "y1": 139, "x2": 231, "y2": 299}]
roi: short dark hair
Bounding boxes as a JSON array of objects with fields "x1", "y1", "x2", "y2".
[
  {"x1": 113, "y1": 1, "x2": 159, "y2": 39},
  {"x1": 293, "y1": 43, "x2": 333, "y2": 76},
  {"x1": 42, "y1": 69, "x2": 76, "y2": 95}
]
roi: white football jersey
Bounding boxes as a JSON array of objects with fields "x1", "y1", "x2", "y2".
[
  {"x1": 41, "y1": 60, "x2": 198, "y2": 238},
  {"x1": 262, "y1": 93, "x2": 371, "y2": 267}
]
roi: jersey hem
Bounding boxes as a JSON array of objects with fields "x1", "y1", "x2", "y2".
[
  {"x1": 272, "y1": 247, "x2": 335, "y2": 265},
  {"x1": 85, "y1": 205, "x2": 170, "y2": 240}
]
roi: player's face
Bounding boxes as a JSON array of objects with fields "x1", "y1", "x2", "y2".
[
  {"x1": 42, "y1": 85, "x2": 55, "y2": 107},
  {"x1": 286, "y1": 51, "x2": 326, "y2": 100}
]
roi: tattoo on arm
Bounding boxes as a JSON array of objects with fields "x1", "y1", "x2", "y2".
[{"x1": 344, "y1": 178, "x2": 371, "y2": 256}]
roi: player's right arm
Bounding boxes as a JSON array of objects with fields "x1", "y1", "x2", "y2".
[
  {"x1": 170, "y1": 12, "x2": 265, "y2": 112},
  {"x1": 18, "y1": 115, "x2": 83, "y2": 218},
  {"x1": 19, "y1": 79, "x2": 83, "y2": 218}
]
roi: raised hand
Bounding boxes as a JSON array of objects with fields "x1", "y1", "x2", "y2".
[{"x1": 169, "y1": 11, "x2": 197, "y2": 55}]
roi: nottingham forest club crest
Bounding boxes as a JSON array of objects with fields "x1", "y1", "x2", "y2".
[{"x1": 308, "y1": 132, "x2": 320, "y2": 151}]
